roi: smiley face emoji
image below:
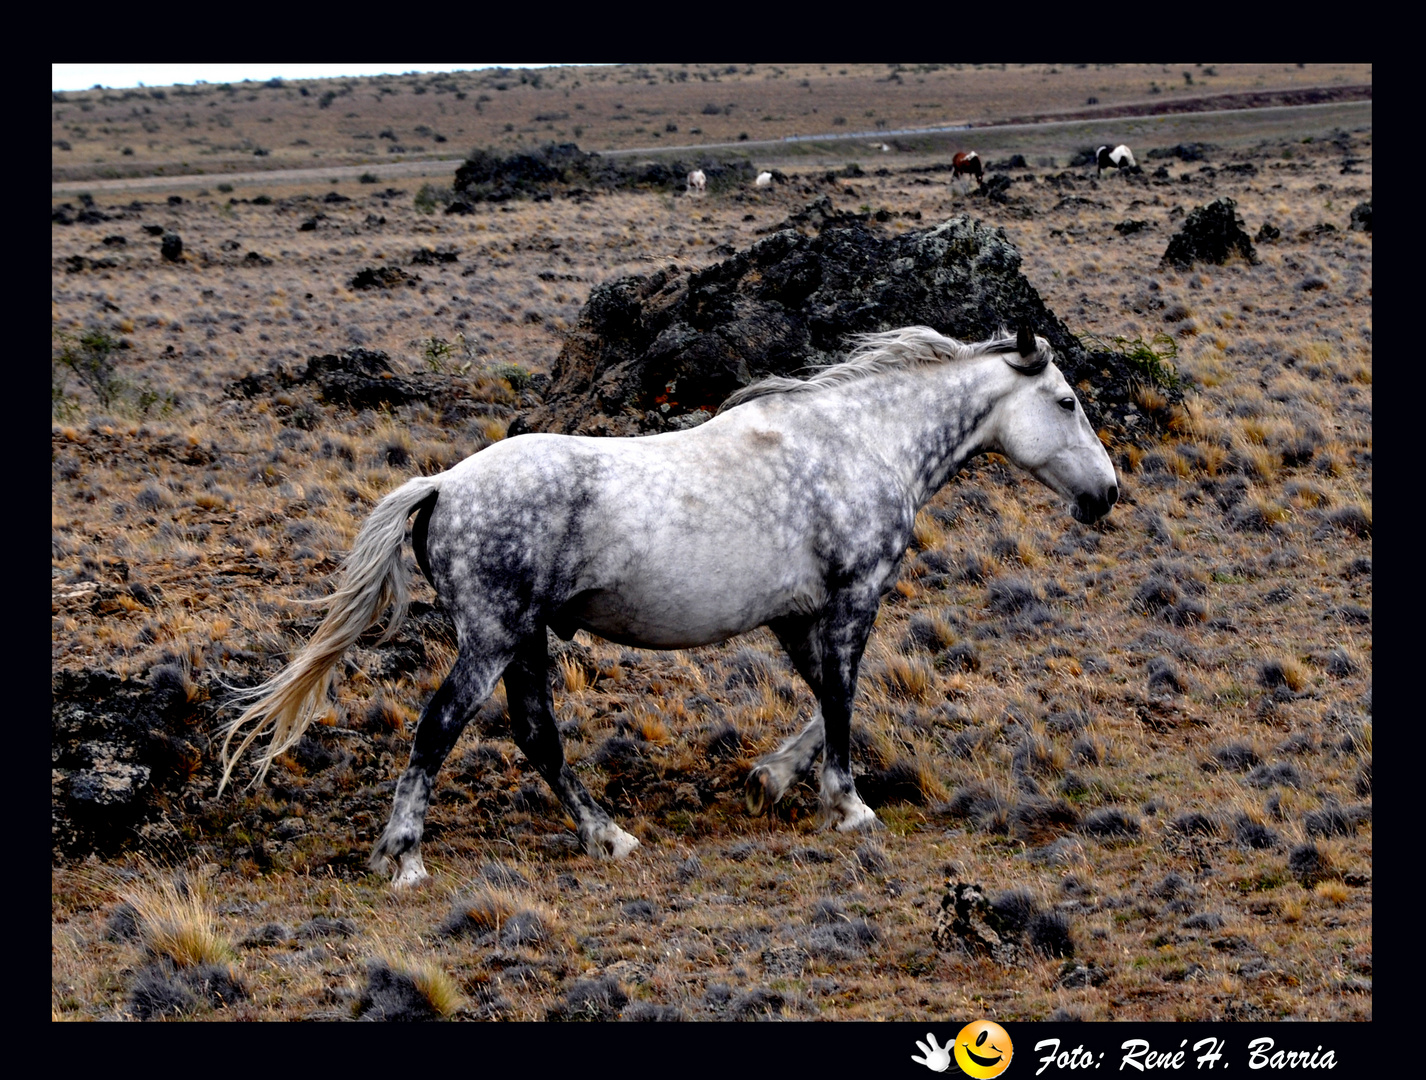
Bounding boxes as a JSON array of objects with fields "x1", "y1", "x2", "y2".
[{"x1": 953, "y1": 1020, "x2": 1013, "y2": 1079}]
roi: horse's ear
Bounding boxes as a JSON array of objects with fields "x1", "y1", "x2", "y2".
[
  {"x1": 1017, "y1": 324, "x2": 1037, "y2": 358},
  {"x1": 1000, "y1": 325, "x2": 1048, "y2": 374}
]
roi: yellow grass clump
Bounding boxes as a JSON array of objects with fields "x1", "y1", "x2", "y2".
[
  {"x1": 369, "y1": 948, "x2": 465, "y2": 1018},
  {"x1": 120, "y1": 872, "x2": 234, "y2": 970}
]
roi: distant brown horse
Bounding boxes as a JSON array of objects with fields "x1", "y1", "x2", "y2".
[{"x1": 952, "y1": 151, "x2": 985, "y2": 191}]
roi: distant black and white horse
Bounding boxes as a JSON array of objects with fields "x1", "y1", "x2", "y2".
[
  {"x1": 687, "y1": 169, "x2": 707, "y2": 195},
  {"x1": 220, "y1": 326, "x2": 1119, "y2": 887},
  {"x1": 952, "y1": 150, "x2": 985, "y2": 191},
  {"x1": 1096, "y1": 144, "x2": 1137, "y2": 177}
]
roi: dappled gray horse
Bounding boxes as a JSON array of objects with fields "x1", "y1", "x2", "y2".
[{"x1": 220, "y1": 326, "x2": 1118, "y2": 887}]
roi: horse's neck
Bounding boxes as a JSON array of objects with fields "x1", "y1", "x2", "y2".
[{"x1": 822, "y1": 362, "x2": 1002, "y2": 507}]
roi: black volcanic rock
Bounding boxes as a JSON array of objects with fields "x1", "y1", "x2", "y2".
[
  {"x1": 451, "y1": 142, "x2": 755, "y2": 205},
  {"x1": 1162, "y1": 197, "x2": 1258, "y2": 269},
  {"x1": 512, "y1": 211, "x2": 1175, "y2": 441}
]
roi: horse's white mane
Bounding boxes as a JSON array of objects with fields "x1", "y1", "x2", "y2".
[{"x1": 719, "y1": 326, "x2": 1038, "y2": 411}]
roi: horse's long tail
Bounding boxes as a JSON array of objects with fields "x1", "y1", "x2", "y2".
[{"x1": 217, "y1": 473, "x2": 445, "y2": 794}]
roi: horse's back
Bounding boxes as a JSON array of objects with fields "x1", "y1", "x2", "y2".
[{"x1": 431, "y1": 422, "x2": 827, "y2": 646}]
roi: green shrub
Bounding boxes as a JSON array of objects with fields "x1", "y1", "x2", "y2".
[
  {"x1": 1081, "y1": 331, "x2": 1182, "y2": 391},
  {"x1": 136, "y1": 383, "x2": 178, "y2": 417},
  {"x1": 422, "y1": 337, "x2": 454, "y2": 372},
  {"x1": 491, "y1": 362, "x2": 533, "y2": 391},
  {"x1": 413, "y1": 183, "x2": 451, "y2": 214},
  {"x1": 54, "y1": 328, "x2": 125, "y2": 409}
]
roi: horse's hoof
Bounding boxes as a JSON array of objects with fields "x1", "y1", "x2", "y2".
[
  {"x1": 390, "y1": 851, "x2": 430, "y2": 889},
  {"x1": 744, "y1": 767, "x2": 776, "y2": 817},
  {"x1": 830, "y1": 802, "x2": 881, "y2": 833},
  {"x1": 583, "y1": 822, "x2": 640, "y2": 859}
]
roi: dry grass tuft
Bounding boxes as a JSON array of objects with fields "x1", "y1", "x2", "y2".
[
  {"x1": 867, "y1": 654, "x2": 937, "y2": 704},
  {"x1": 1260, "y1": 657, "x2": 1309, "y2": 693},
  {"x1": 631, "y1": 706, "x2": 672, "y2": 744},
  {"x1": 1133, "y1": 383, "x2": 1170, "y2": 414},
  {"x1": 366, "y1": 690, "x2": 414, "y2": 733},
  {"x1": 366, "y1": 947, "x2": 465, "y2": 1019},
  {"x1": 557, "y1": 654, "x2": 591, "y2": 694},
  {"x1": 120, "y1": 870, "x2": 233, "y2": 970},
  {"x1": 911, "y1": 510, "x2": 946, "y2": 552},
  {"x1": 1313, "y1": 879, "x2": 1350, "y2": 906},
  {"x1": 1278, "y1": 895, "x2": 1305, "y2": 923},
  {"x1": 439, "y1": 885, "x2": 519, "y2": 937}
]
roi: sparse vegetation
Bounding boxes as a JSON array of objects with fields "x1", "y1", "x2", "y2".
[
  {"x1": 1084, "y1": 331, "x2": 1183, "y2": 391},
  {"x1": 53, "y1": 327, "x2": 124, "y2": 410},
  {"x1": 413, "y1": 182, "x2": 451, "y2": 214}
]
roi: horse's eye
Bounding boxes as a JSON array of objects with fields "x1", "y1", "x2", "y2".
[{"x1": 1058, "y1": 397, "x2": 1076, "y2": 411}]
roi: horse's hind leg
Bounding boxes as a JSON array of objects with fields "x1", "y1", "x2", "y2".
[
  {"x1": 504, "y1": 631, "x2": 639, "y2": 858},
  {"x1": 745, "y1": 615, "x2": 826, "y2": 816},
  {"x1": 744, "y1": 709, "x2": 826, "y2": 817},
  {"x1": 370, "y1": 651, "x2": 505, "y2": 887}
]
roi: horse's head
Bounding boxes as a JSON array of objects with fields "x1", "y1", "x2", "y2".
[{"x1": 987, "y1": 326, "x2": 1119, "y2": 524}]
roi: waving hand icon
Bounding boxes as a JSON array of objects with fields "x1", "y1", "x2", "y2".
[{"x1": 912, "y1": 1033, "x2": 953, "y2": 1073}]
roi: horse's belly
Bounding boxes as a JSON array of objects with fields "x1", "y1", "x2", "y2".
[
  {"x1": 561, "y1": 570, "x2": 815, "y2": 650},
  {"x1": 569, "y1": 600, "x2": 743, "y2": 650}
]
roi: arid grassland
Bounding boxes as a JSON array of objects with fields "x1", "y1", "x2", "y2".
[
  {"x1": 52, "y1": 65, "x2": 1370, "y2": 1023},
  {"x1": 53, "y1": 63, "x2": 1370, "y2": 182}
]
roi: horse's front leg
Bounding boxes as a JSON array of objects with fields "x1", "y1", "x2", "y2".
[
  {"x1": 818, "y1": 594, "x2": 881, "y2": 833},
  {"x1": 504, "y1": 631, "x2": 639, "y2": 859}
]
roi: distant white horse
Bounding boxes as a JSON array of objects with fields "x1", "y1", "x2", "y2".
[
  {"x1": 687, "y1": 169, "x2": 707, "y2": 194},
  {"x1": 1096, "y1": 144, "x2": 1137, "y2": 176},
  {"x1": 220, "y1": 325, "x2": 1119, "y2": 887},
  {"x1": 755, "y1": 171, "x2": 773, "y2": 187}
]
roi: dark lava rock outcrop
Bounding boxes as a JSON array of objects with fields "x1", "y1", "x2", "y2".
[
  {"x1": 350, "y1": 265, "x2": 421, "y2": 290},
  {"x1": 52, "y1": 601, "x2": 457, "y2": 860},
  {"x1": 228, "y1": 347, "x2": 504, "y2": 422},
  {"x1": 1162, "y1": 197, "x2": 1258, "y2": 269},
  {"x1": 512, "y1": 211, "x2": 1178, "y2": 441},
  {"x1": 448, "y1": 142, "x2": 755, "y2": 207},
  {"x1": 52, "y1": 666, "x2": 215, "y2": 856}
]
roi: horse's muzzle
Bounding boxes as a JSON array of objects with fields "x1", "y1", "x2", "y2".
[{"x1": 1073, "y1": 484, "x2": 1118, "y2": 523}]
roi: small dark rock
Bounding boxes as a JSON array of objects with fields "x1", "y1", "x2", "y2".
[
  {"x1": 351, "y1": 266, "x2": 420, "y2": 290},
  {"x1": 547, "y1": 975, "x2": 628, "y2": 1021},
  {"x1": 1288, "y1": 843, "x2": 1330, "y2": 886},
  {"x1": 1080, "y1": 807, "x2": 1141, "y2": 838}
]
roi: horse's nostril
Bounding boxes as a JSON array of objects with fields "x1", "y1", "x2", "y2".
[{"x1": 1107, "y1": 484, "x2": 1119, "y2": 507}]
